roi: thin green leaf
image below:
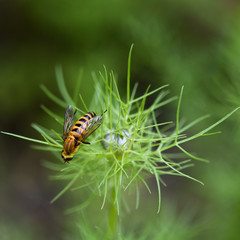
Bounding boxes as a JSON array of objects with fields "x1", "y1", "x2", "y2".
[
  {"x1": 51, "y1": 171, "x2": 81, "y2": 204},
  {"x1": 135, "y1": 181, "x2": 140, "y2": 209},
  {"x1": 179, "y1": 107, "x2": 240, "y2": 144},
  {"x1": 175, "y1": 86, "x2": 184, "y2": 143},
  {"x1": 124, "y1": 166, "x2": 144, "y2": 191},
  {"x1": 127, "y1": 44, "x2": 134, "y2": 103},
  {"x1": 79, "y1": 94, "x2": 89, "y2": 112},
  {"x1": 31, "y1": 145, "x2": 61, "y2": 151},
  {"x1": 41, "y1": 105, "x2": 63, "y2": 125},
  {"x1": 160, "y1": 156, "x2": 204, "y2": 185},
  {"x1": 65, "y1": 195, "x2": 96, "y2": 214},
  {"x1": 31, "y1": 124, "x2": 60, "y2": 146},
  {"x1": 179, "y1": 115, "x2": 210, "y2": 134},
  {"x1": 40, "y1": 84, "x2": 66, "y2": 108},
  {"x1": 1, "y1": 131, "x2": 50, "y2": 145},
  {"x1": 129, "y1": 85, "x2": 169, "y2": 105},
  {"x1": 177, "y1": 144, "x2": 209, "y2": 163},
  {"x1": 73, "y1": 68, "x2": 83, "y2": 104},
  {"x1": 101, "y1": 178, "x2": 108, "y2": 210},
  {"x1": 55, "y1": 65, "x2": 73, "y2": 105},
  {"x1": 152, "y1": 167, "x2": 161, "y2": 214}
]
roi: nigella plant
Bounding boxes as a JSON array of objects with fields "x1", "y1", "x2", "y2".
[{"x1": 1, "y1": 45, "x2": 239, "y2": 239}]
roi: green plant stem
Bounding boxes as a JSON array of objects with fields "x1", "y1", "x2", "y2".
[{"x1": 108, "y1": 186, "x2": 118, "y2": 239}]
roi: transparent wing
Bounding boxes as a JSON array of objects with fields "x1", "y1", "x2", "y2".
[
  {"x1": 62, "y1": 105, "x2": 76, "y2": 140},
  {"x1": 82, "y1": 116, "x2": 103, "y2": 141}
]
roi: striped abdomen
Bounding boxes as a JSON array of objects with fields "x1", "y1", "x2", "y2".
[{"x1": 69, "y1": 112, "x2": 96, "y2": 141}]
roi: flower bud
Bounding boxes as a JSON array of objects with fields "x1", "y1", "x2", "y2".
[{"x1": 102, "y1": 128, "x2": 131, "y2": 154}]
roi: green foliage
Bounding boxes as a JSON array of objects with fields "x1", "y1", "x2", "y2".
[{"x1": 1, "y1": 46, "x2": 239, "y2": 239}]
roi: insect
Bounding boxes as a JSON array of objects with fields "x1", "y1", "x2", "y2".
[{"x1": 61, "y1": 105, "x2": 105, "y2": 162}]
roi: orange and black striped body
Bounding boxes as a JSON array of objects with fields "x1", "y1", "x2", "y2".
[{"x1": 62, "y1": 112, "x2": 96, "y2": 161}]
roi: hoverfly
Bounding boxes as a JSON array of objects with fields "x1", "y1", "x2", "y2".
[{"x1": 61, "y1": 105, "x2": 106, "y2": 162}]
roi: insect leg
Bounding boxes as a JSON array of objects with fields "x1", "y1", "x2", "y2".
[
  {"x1": 101, "y1": 109, "x2": 107, "y2": 116},
  {"x1": 74, "y1": 139, "x2": 81, "y2": 147}
]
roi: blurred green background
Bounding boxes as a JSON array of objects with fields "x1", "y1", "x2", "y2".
[{"x1": 1, "y1": 0, "x2": 240, "y2": 239}]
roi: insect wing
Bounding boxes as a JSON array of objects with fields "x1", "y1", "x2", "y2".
[
  {"x1": 82, "y1": 116, "x2": 103, "y2": 141},
  {"x1": 62, "y1": 105, "x2": 76, "y2": 140}
]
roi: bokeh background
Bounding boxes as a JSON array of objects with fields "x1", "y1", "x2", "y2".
[{"x1": 1, "y1": 0, "x2": 240, "y2": 239}]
